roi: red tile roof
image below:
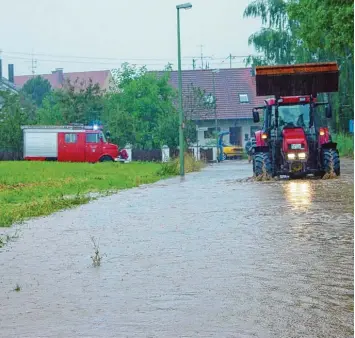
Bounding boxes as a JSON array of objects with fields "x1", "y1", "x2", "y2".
[
  {"x1": 157, "y1": 68, "x2": 268, "y2": 120},
  {"x1": 14, "y1": 69, "x2": 112, "y2": 90}
]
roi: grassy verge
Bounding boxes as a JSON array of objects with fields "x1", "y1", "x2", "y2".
[
  {"x1": 0, "y1": 155, "x2": 204, "y2": 227},
  {"x1": 333, "y1": 133, "x2": 354, "y2": 158},
  {"x1": 158, "y1": 153, "x2": 205, "y2": 175}
]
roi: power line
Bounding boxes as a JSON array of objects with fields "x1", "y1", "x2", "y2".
[{"x1": 1, "y1": 50, "x2": 253, "y2": 62}]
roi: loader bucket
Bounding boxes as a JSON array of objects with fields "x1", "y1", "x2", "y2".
[{"x1": 255, "y1": 62, "x2": 339, "y2": 97}]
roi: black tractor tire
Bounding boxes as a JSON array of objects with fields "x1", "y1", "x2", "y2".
[
  {"x1": 99, "y1": 155, "x2": 114, "y2": 163},
  {"x1": 254, "y1": 152, "x2": 272, "y2": 177},
  {"x1": 323, "y1": 149, "x2": 340, "y2": 176}
]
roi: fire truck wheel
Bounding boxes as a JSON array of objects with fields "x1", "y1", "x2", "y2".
[
  {"x1": 254, "y1": 152, "x2": 272, "y2": 177},
  {"x1": 323, "y1": 149, "x2": 340, "y2": 176},
  {"x1": 99, "y1": 155, "x2": 114, "y2": 162}
]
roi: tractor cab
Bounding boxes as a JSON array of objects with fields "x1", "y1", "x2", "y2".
[{"x1": 251, "y1": 62, "x2": 340, "y2": 178}]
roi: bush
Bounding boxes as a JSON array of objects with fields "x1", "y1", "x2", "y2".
[
  {"x1": 333, "y1": 133, "x2": 354, "y2": 158},
  {"x1": 158, "y1": 153, "x2": 205, "y2": 176}
]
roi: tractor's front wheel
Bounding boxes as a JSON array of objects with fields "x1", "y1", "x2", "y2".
[
  {"x1": 254, "y1": 152, "x2": 272, "y2": 177},
  {"x1": 323, "y1": 149, "x2": 340, "y2": 176}
]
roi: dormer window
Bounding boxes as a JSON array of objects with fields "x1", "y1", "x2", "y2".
[
  {"x1": 239, "y1": 94, "x2": 249, "y2": 103},
  {"x1": 204, "y1": 94, "x2": 215, "y2": 104}
]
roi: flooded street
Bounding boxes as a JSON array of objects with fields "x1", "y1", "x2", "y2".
[{"x1": 0, "y1": 159, "x2": 353, "y2": 338}]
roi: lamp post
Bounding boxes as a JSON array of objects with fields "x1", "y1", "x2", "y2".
[
  {"x1": 212, "y1": 69, "x2": 219, "y2": 161},
  {"x1": 176, "y1": 2, "x2": 192, "y2": 177}
]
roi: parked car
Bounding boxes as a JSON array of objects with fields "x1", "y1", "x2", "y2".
[{"x1": 222, "y1": 142, "x2": 244, "y2": 160}]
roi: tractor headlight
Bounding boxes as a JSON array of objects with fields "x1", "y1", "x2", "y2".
[
  {"x1": 287, "y1": 153, "x2": 296, "y2": 160},
  {"x1": 298, "y1": 152, "x2": 306, "y2": 160}
]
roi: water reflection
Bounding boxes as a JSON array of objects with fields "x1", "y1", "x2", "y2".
[{"x1": 284, "y1": 181, "x2": 313, "y2": 211}]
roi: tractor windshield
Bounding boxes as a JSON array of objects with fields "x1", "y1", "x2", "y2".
[{"x1": 272, "y1": 104, "x2": 310, "y2": 130}]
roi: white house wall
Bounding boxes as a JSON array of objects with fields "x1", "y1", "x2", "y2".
[{"x1": 194, "y1": 119, "x2": 261, "y2": 147}]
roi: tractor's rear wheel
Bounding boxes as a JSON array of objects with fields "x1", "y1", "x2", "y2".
[
  {"x1": 323, "y1": 149, "x2": 340, "y2": 176},
  {"x1": 254, "y1": 152, "x2": 272, "y2": 177}
]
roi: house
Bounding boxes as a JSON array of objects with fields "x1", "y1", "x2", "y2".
[
  {"x1": 14, "y1": 68, "x2": 114, "y2": 92},
  {"x1": 0, "y1": 61, "x2": 18, "y2": 94},
  {"x1": 0, "y1": 62, "x2": 19, "y2": 110},
  {"x1": 158, "y1": 68, "x2": 268, "y2": 148}
]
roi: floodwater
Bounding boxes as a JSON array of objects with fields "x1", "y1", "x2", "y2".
[{"x1": 0, "y1": 159, "x2": 353, "y2": 338}]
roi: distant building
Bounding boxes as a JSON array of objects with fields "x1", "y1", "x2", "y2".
[
  {"x1": 14, "y1": 68, "x2": 114, "y2": 91},
  {"x1": 0, "y1": 61, "x2": 18, "y2": 94},
  {"x1": 155, "y1": 68, "x2": 268, "y2": 147}
]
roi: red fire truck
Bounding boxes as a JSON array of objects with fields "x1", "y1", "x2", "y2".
[{"x1": 21, "y1": 124, "x2": 128, "y2": 163}]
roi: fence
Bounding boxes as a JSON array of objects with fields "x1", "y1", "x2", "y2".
[
  {"x1": 199, "y1": 148, "x2": 213, "y2": 162},
  {"x1": 0, "y1": 150, "x2": 22, "y2": 161},
  {"x1": 169, "y1": 148, "x2": 194, "y2": 159},
  {"x1": 131, "y1": 149, "x2": 162, "y2": 162}
]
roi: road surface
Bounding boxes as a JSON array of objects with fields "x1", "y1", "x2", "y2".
[{"x1": 0, "y1": 160, "x2": 353, "y2": 338}]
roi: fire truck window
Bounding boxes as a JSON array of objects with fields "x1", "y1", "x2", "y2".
[
  {"x1": 86, "y1": 133, "x2": 99, "y2": 143},
  {"x1": 65, "y1": 133, "x2": 77, "y2": 143}
]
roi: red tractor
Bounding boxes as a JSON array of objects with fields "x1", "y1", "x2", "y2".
[{"x1": 251, "y1": 62, "x2": 340, "y2": 178}]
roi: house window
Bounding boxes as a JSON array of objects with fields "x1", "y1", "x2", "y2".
[
  {"x1": 204, "y1": 127, "x2": 220, "y2": 138},
  {"x1": 86, "y1": 133, "x2": 99, "y2": 143},
  {"x1": 239, "y1": 94, "x2": 249, "y2": 103},
  {"x1": 65, "y1": 133, "x2": 77, "y2": 143},
  {"x1": 204, "y1": 94, "x2": 215, "y2": 105}
]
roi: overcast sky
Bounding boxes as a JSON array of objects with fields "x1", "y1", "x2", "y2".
[{"x1": 0, "y1": 0, "x2": 262, "y2": 76}]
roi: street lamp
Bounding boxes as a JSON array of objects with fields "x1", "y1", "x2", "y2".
[
  {"x1": 212, "y1": 69, "x2": 219, "y2": 161},
  {"x1": 176, "y1": 2, "x2": 192, "y2": 177}
]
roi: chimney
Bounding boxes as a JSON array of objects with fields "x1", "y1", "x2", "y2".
[
  {"x1": 52, "y1": 68, "x2": 64, "y2": 85},
  {"x1": 0, "y1": 59, "x2": 2, "y2": 80},
  {"x1": 8, "y1": 64, "x2": 14, "y2": 83}
]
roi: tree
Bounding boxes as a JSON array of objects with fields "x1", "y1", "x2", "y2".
[
  {"x1": 37, "y1": 78, "x2": 104, "y2": 125},
  {"x1": 244, "y1": 0, "x2": 354, "y2": 131},
  {"x1": 101, "y1": 93, "x2": 136, "y2": 148},
  {"x1": 0, "y1": 91, "x2": 36, "y2": 154},
  {"x1": 182, "y1": 83, "x2": 215, "y2": 144},
  {"x1": 110, "y1": 63, "x2": 179, "y2": 149},
  {"x1": 22, "y1": 76, "x2": 52, "y2": 107},
  {"x1": 243, "y1": 0, "x2": 296, "y2": 66}
]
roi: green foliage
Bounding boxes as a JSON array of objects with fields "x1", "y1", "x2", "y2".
[
  {"x1": 0, "y1": 161, "x2": 174, "y2": 227},
  {"x1": 182, "y1": 83, "x2": 215, "y2": 145},
  {"x1": 287, "y1": 0, "x2": 354, "y2": 58},
  {"x1": 1, "y1": 63, "x2": 212, "y2": 152},
  {"x1": 333, "y1": 133, "x2": 354, "y2": 158},
  {"x1": 21, "y1": 76, "x2": 52, "y2": 107},
  {"x1": 109, "y1": 63, "x2": 180, "y2": 149},
  {"x1": 158, "y1": 153, "x2": 205, "y2": 176},
  {"x1": 244, "y1": 0, "x2": 354, "y2": 132},
  {"x1": 0, "y1": 91, "x2": 36, "y2": 153},
  {"x1": 37, "y1": 78, "x2": 104, "y2": 125}
]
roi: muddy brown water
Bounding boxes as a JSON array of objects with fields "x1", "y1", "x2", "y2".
[{"x1": 0, "y1": 159, "x2": 353, "y2": 338}]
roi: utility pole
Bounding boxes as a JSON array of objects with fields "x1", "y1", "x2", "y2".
[
  {"x1": 31, "y1": 50, "x2": 37, "y2": 77},
  {"x1": 198, "y1": 44, "x2": 204, "y2": 69},
  {"x1": 192, "y1": 58, "x2": 196, "y2": 70},
  {"x1": 212, "y1": 69, "x2": 220, "y2": 161},
  {"x1": 177, "y1": 2, "x2": 193, "y2": 177},
  {"x1": 229, "y1": 53, "x2": 232, "y2": 68}
]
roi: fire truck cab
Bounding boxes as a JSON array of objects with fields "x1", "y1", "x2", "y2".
[{"x1": 21, "y1": 124, "x2": 127, "y2": 163}]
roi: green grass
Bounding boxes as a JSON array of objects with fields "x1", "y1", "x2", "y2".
[
  {"x1": 0, "y1": 161, "x2": 174, "y2": 227},
  {"x1": 158, "y1": 154, "x2": 205, "y2": 176},
  {"x1": 333, "y1": 133, "x2": 354, "y2": 158}
]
